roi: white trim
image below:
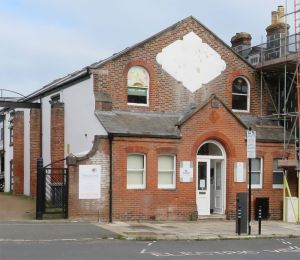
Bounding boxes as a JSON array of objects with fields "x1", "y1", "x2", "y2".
[
  {"x1": 196, "y1": 140, "x2": 227, "y2": 215},
  {"x1": 127, "y1": 153, "x2": 146, "y2": 189},
  {"x1": 250, "y1": 157, "x2": 263, "y2": 189},
  {"x1": 127, "y1": 66, "x2": 150, "y2": 106},
  {"x1": 157, "y1": 154, "x2": 176, "y2": 189},
  {"x1": 232, "y1": 76, "x2": 250, "y2": 113}
]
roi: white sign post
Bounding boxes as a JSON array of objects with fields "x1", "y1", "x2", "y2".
[{"x1": 246, "y1": 129, "x2": 256, "y2": 235}]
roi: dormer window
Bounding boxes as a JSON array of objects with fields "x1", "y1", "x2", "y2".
[
  {"x1": 232, "y1": 77, "x2": 250, "y2": 112},
  {"x1": 127, "y1": 66, "x2": 149, "y2": 106}
]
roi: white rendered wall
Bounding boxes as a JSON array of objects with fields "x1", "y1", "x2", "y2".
[
  {"x1": 23, "y1": 109, "x2": 30, "y2": 195},
  {"x1": 156, "y1": 31, "x2": 226, "y2": 92},
  {"x1": 41, "y1": 96, "x2": 51, "y2": 166},
  {"x1": 41, "y1": 76, "x2": 107, "y2": 165},
  {"x1": 4, "y1": 113, "x2": 13, "y2": 192}
]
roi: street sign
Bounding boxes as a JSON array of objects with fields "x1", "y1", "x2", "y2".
[{"x1": 247, "y1": 130, "x2": 256, "y2": 159}]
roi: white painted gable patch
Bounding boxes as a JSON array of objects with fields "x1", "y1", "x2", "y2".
[{"x1": 156, "y1": 31, "x2": 226, "y2": 92}]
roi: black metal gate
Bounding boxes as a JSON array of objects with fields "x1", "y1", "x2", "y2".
[{"x1": 36, "y1": 158, "x2": 69, "y2": 219}]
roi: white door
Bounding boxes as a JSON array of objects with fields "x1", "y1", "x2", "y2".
[
  {"x1": 196, "y1": 159, "x2": 210, "y2": 215},
  {"x1": 214, "y1": 160, "x2": 223, "y2": 214}
]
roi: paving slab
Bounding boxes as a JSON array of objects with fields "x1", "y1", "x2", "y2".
[
  {"x1": 97, "y1": 220, "x2": 300, "y2": 240},
  {"x1": 0, "y1": 193, "x2": 35, "y2": 221}
]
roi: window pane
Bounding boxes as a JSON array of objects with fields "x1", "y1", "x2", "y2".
[
  {"x1": 158, "y1": 171, "x2": 173, "y2": 185},
  {"x1": 273, "y1": 171, "x2": 283, "y2": 185},
  {"x1": 127, "y1": 154, "x2": 144, "y2": 169},
  {"x1": 232, "y1": 78, "x2": 248, "y2": 94},
  {"x1": 198, "y1": 162, "x2": 207, "y2": 190},
  {"x1": 198, "y1": 143, "x2": 222, "y2": 156},
  {"x1": 158, "y1": 155, "x2": 174, "y2": 170},
  {"x1": 128, "y1": 94, "x2": 147, "y2": 104},
  {"x1": 272, "y1": 158, "x2": 281, "y2": 171},
  {"x1": 251, "y1": 172, "x2": 260, "y2": 185},
  {"x1": 232, "y1": 95, "x2": 247, "y2": 110},
  {"x1": 127, "y1": 66, "x2": 149, "y2": 87},
  {"x1": 251, "y1": 158, "x2": 261, "y2": 171},
  {"x1": 128, "y1": 87, "x2": 147, "y2": 97},
  {"x1": 127, "y1": 171, "x2": 143, "y2": 185},
  {"x1": 215, "y1": 162, "x2": 221, "y2": 190}
]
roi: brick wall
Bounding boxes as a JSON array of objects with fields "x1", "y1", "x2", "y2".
[
  {"x1": 110, "y1": 99, "x2": 296, "y2": 221},
  {"x1": 13, "y1": 111, "x2": 24, "y2": 194},
  {"x1": 68, "y1": 136, "x2": 110, "y2": 221},
  {"x1": 51, "y1": 102, "x2": 64, "y2": 167},
  {"x1": 30, "y1": 108, "x2": 41, "y2": 196},
  {"x1": 93, "y1": 17, "x2": 269, "y2": 116}
]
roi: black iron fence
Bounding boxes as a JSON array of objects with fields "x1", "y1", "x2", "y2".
[{"x1": 36, "y1": 158, "x2": 69, "y2": 219}]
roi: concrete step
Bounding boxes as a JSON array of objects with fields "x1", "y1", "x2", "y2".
[{"x1": 198, "y1": 214, "x2": 226, "y2": 220}]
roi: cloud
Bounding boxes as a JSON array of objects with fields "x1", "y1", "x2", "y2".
[{"x1": 0, "y1": 0, "x2": 292, "y2": 95}]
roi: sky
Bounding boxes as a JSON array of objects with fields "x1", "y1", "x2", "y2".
[{"x1": 0, "y1": 0, "x2": 294, "y2": 96}]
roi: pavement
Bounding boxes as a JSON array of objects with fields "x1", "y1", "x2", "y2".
[
  {"x1": 97, "y1": 219, "x2": 300, "y2": 240},
  {"x1": 1, "y1": 193, "x2": 300, "y2": 241},
  {"x1": 0, "y1": 193, "x2": 35, "y2": 221}
]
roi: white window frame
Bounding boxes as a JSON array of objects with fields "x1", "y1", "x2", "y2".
[
  {"x1": 272, "y1": 158, "x2": 284, "y2": 189},
  {"x1": 127, "y1": 153, "x2": 146, "y2": 189},
  {"x1": 249, "y1": 157, "x2": 263, "y2": 189},
  {"x1": 232, "y1": 76, "x2": 250, "y2": 113},
  {"x1": 127, "y1": 66, "x2": 149, "y2": 107},
  {"x1": 157, "y1": 154, "x2": 176, "y2": 189}
]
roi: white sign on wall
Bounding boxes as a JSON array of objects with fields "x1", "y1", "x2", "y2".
[
  {"x1": 79, "y1": 165, "x2": 101, "y2": 199},
  {"x1": 234, "y1": 162, "x2": 246, "y2": 182},
  {"x1": 247, "y1": 130, "x2": 256, "y2": 159},
  {"x1": 180, "y1": 161, "x2": 193, "y2": 182}
]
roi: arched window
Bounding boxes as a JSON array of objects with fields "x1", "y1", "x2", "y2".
[
  {"x1": 127, "y1": 66, "x2": 149, "y2": 105},
  {"x1": 232, "y1": 77, "x2": 249, "y2": 112}
]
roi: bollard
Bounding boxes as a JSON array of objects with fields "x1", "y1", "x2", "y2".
[
  {"x1": 237, "y1": 206, "x2": 242, "y2": 235},
  {"x1": 258, "y1": 206, "x2": 262, "y2": 235}
]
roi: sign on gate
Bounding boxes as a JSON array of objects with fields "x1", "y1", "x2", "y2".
[{"x1": 247, "y1": 130, "x2": 256, "y2": 159}]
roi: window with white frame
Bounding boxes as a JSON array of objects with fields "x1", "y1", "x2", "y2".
[
  {"x1": 127, "y1": 154, "x2": 146, "y2": 189},
  {"x1": 127, "y1": 66, "x2": 149, "y2": 105},
  {"x1": 232, "y1": 77, "x2": 249, "y2": 112},
  {"x1": 158, "y1": 155, "x2": 176, "y2": 189},
  {"x1": 272, "y1": 158, "x2": 284, "y2": 188},
  {"x1": 250, "y1": 157, "x2": 263, "y2": 189}
]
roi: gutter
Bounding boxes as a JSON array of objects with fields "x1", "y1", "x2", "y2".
[{"x1": 108, "y1": 133, "x2": 113, "y2": 223}]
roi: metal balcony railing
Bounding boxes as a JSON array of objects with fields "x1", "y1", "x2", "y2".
[{"x1": 235, "y1": 33, "x2": 300, "y2": 65}]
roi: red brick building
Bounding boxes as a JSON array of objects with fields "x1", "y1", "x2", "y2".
[{"x1": 1, "y1": 13, "x2": 298, "y2": 222}]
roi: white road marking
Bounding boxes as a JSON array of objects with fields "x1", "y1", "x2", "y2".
[{"x1": 140, "y1": 245, "x2": 300, "y2": 257}]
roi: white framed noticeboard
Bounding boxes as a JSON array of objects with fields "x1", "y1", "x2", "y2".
[
  {"x1": 79, "y1": 165, "x2": 101, "y2": 199},
  {"x1": 180, "y1": 161, "x2": 193, "y2": 182}
]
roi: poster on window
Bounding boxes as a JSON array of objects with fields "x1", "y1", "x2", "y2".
[
  {"x1": 79, "y1": 165, "x2": 101, "y2": 199},
  {"x1": 180, "y1": 161, "x2": 193, "y2": 182}
]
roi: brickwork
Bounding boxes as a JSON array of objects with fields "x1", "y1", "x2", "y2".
[
  {"x1": 109, "y1": 99, "x2": 296, "y2": 221},
  {"x1": 13, "y1": 111, "x2": 24, "y2": 195},
  {"x1": 29, "y1": 108, "x2": 41, "y2": 196},
  {"x1": 68, "y1": 137, "x2": 110, "y2": 221},
  {"x1": 93, "y1": 17, "x2": 268, "y2": 116},
  {"x1": 51, "y1": 102, "x2": 64, "y2": 167}
]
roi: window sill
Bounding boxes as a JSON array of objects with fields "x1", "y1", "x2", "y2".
[
  {"x1": 272, "y1": 185, "x2": 283, "y2": 189},
  {"x1": 232, "y1": 109, "x2": 250, "y2": 113},
  {"x1": 158, "y1": 186, "x2": 176, "y2": 190},
  {"x1": 127, "y1": 186, "x2": 146, "y2": 190},
  {"x1": 128, "y1": 103, "x2": 149, "y2": 107}
]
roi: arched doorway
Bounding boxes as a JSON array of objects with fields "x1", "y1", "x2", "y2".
[{"x1": 196, "y1": 140, "x2": 226, "y2": 216}]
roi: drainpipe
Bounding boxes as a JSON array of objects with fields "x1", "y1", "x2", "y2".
[
  {"x1": 108, "y1": 133, "x2": 113, "y2": 223},
  {"x1": 39, "y1": 97, "x2": 43, "y2": 157}
]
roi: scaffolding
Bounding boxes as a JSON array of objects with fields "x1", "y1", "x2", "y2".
[{"x1": 236, "y1": 0, "x2": 300, "y2": 223}]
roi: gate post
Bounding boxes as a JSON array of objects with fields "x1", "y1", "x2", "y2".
[{"x1": 36, "y1": 157, "x2": 44, "y2": 220}]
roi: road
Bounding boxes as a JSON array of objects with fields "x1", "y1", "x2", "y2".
[{"x1": 0, "y1": 238, "x2": 299, "y2": 260}]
